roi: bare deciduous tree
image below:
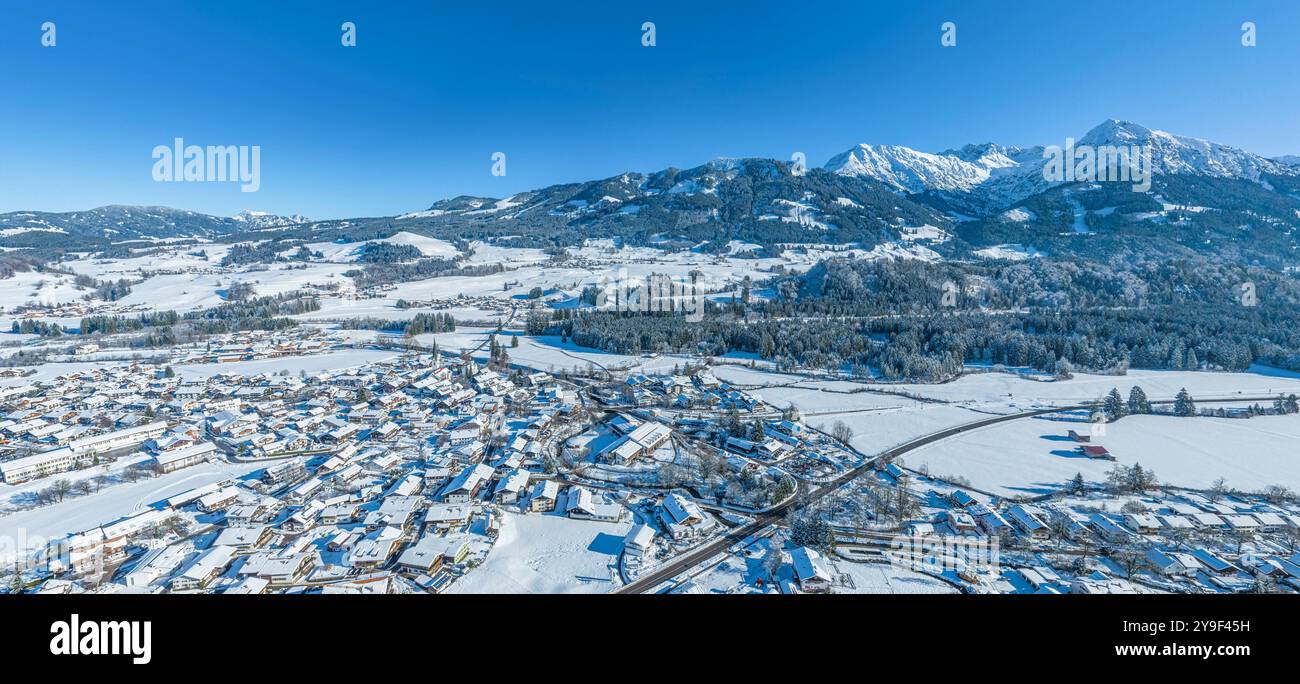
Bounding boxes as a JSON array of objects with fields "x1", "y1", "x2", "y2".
[{"x1": 830, "y1": 420, "x2": 854, "y2": 446}]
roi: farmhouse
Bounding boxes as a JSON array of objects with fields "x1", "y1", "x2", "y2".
[
  {"x1": 659, "y1": 493, "x2": 716, "y2": 539},
  {"x1": 197, "y1": 487, "x2": 242, "y2": 513},
  {"x1": 237, "y1": 552, "x2": 316, "y2": 586},
  {"x1": 1089, "y1": 513, "x2": 1136, "y2": 543},
  {"x1": 1146, "y1": 548, "x2": 1201, "y2": 577},
  {"x1": 1124, "y1": 513, "x2": 1162, "y2": 535},
  {"x1": 212, "y1": 525, "x2": 273, "y2": 551},
  {"x1": 398, "y1": 534, "x2": 470, "y2": 574},
  {"x1": 565, "y1": 486, "x2": 624, "y2": 522},
  {"x1": 171, "y1": 545, "x2": 237, "y2": 591},
  {"x1": 623, "y1": 523, "x2": 657, "y2": 557},
  {"x1": 1191, "y1": 548, "x2": 1240, "y2": 575},
  {"x1": 320, "y1": 502, "x2": 363, "y2": 525},
  {"x1": 1007, "y1": 504, "x2": 1050, "y2": 539},
  {"x1": 492, "y1": 468, "x2": 530, "y2": 504},
  {"x1": 1078, "y1": 445, "x2": 1114, "y2": 460},
  {"x1": 439, "y1": 463, "x2": 495, "y2": 503},
  {"x1": 528, "y1": 480, "x2": 559, "y2": 512},
  {"x1": 423, "y1": 502, "x2": 473, "y2": 531},
  {"x1": 968, "y1": 503, "x2": 1012, "y2": 537},
  {"x1": 790, "y1": 546, "x2": 833, "y2": 593},
  {"x1": 151, "y1": 441, "x2": 217, "y2": 473},
  {"x1": 347, "y1": 528, "x2": 405, "y2": 569}
]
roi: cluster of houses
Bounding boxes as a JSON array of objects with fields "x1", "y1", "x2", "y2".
[
  {"x1": 10, "y1": 299, "x2": 152, "y2": 322},
  {"x1": 180, "y1": 329, "x2": 341, "y2": 365},
  {"x1": 0, "y1": 344, "x2": 587, "y2": 485},
  {"x1": 594, "y1": 371, "x2": 763, "y2": 411},
  {"x1": 0, "y1": 339, "x2": 855, "y2": 596},
  {"x1": 19, "y1": 351, "x2": 744, "y2": 594},
  {"x1": 924, "y1": 484, "x2": 1300, "y2": 594},
  {"x1": 38, "y1": 441, "x2": 665, "y2": 593},
  {"x1": 0, "y1": 360, "x2": 231, "y2": 484},
  {"x1": 22, "y1": 336, "x2": 1298, "y2": 598},
  {"x1": 721, "y1": 420, "x2": 802, "y2": 462}
]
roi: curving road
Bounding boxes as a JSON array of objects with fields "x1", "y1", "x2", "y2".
[{"x1": 614, "y1": 393, "x2": 1284, "y2": 594}]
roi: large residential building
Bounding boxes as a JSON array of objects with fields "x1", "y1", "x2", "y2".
[
  {"x1": 151, "y1": 441, "x2": 217, "y2": 474},
  {"x1": 0, "y1": 421, "x2": 168, "y2": 483}
]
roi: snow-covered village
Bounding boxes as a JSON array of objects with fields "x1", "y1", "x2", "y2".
[
  {"x1": 6, "y1": 2, "x2": 1300, "y2": 669},
  {"x1": 3, "y1": 221, "x2": 1300, "y2": 598}
]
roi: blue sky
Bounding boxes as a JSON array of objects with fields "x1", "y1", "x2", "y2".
[{"x1": 2, "y1": 0, "x2": 1298, "y2": 219}]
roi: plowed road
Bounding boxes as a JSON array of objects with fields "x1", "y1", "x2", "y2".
[{"x1": 615, "y1": 394, "x2": 1278, "y2": 594}]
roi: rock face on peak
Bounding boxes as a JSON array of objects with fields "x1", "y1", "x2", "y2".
[
  {"x1": 825, "y1": 139, "x2": 1054, "y2": 212},
  {"x1": 825, "y1": 143, "x2": 995, "y2": 194},
  {"x1": 1077, "y1": 119, "x2": 1293, "y2": 182}
]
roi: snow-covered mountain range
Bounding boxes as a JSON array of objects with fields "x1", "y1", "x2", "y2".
[
  {"x1": 1, "y1": 120, "x2": 1296, "y2": 254},
  {"x1": 826, "y1": 119, "x2": 1300, "y2": 209},
  {"x1": 231, "y1": 210, "x2": 312, "y2": 229}
]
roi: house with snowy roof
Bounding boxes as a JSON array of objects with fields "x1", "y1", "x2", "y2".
[{"x1": 790, "y1": 546, "x2": 833, "y2": 593}]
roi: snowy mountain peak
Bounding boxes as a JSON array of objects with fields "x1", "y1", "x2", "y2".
[
  {"x1": 943, "y1": 142, "x2": 1035, "y2": 169},
  {"x1": 1078, "y1": 119, "x2": 1155, "y2": 146},
  {"x1": 824, "y1": 143, "x2": 996, "y2": 194},
  {"x1": 1077, "y1": 119, "x2": 1292, "y2": 182}
]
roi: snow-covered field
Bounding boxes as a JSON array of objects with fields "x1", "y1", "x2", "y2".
[
  {"x1": 832, "y1": 559, "x2": 958, "y2": 594},
  {"x1": 714, "y1": 364, "x2": 1300, "y2": 410},
  {"x1": 302, "y1": 231, "x2": 459, "y2": 262},
  {"x1": 114, "y1": 263, "x2": 356, "y2": 315},
  {"x1": 712, "y1": 365, "x2": 1300, "y2": 483},
  {"x1": 712, "y1": 366, "x2": 1012, "y2": 454},
  {"x1": 904, "y1": 412, "x2": 1300, "y2": 497},
  {"x1": 888, "y1": 367, "x2": 1300, "y2": 407},
  {"x1": 0, "y1": 459, "x2": 265, "y2": 564},
  {"x1": 424, "y1": 329, "x2": 685, "y2": 375},
  {"x1": 0, "y1": 270, "x2": 84, "y2": 307},
  {"x1": 68, "y1": 243, "x2": 231, "y2": 279},
  {"x1": 172, "y1": 349, "x2": 400, "y2": 379},
  {"x1": 0, "y1": 239, "x2": 952, "y2": 335},
  {"x1": 447, "y1": 511, "x2": 629, "y2": 594},
  {"x1": 816, "y1": 404, "x2": 994, "y2": 458}
]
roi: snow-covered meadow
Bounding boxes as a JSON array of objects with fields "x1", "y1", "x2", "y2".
[
  {"x1": 711, "y1": 364, "x2": 1300, "y2": 497},
  {"x1": 447, "y1": 511, "x2": 629, "y2": 594},
  {"x1": 424, "y1": 328, "x2": 685, "y2": 375},
  {"x1": 713, "y1": 364, "x2": 1300, "y2": 411},
  {"x1": 0, "y1": 459, "x2": 265, "y2": 565},
  {"x1": 903, "y1": 412, "x2": 1300, "y2": 498}
]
